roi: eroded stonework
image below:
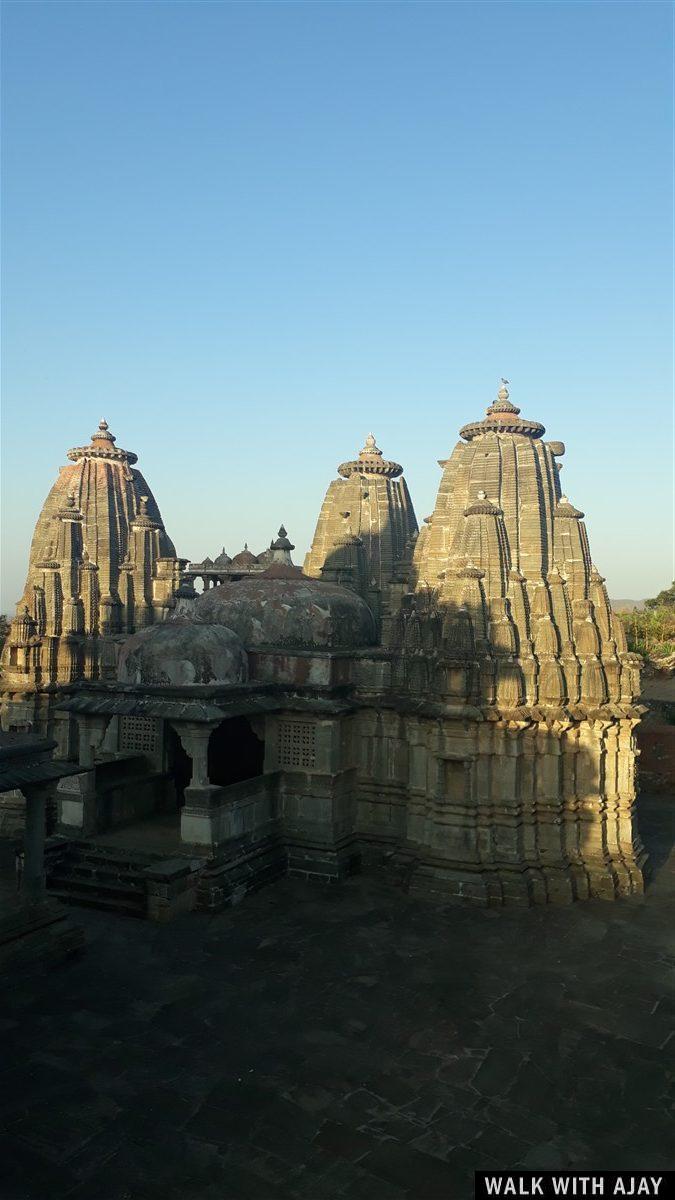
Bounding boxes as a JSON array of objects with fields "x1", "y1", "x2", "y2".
[
  {"x1": 0, "y1": 420, "x2": 185, "y2": 750},
  {"x1": 1, "y1": 385, "x2": 646, "y2": 908}
]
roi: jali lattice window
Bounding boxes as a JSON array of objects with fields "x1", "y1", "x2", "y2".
[
  {"x1": 277, "y1": 720, "x2": 316, "y2": 769},
  {"x1": 119, "y1": 715, "x2": 160, "y2": 755}
]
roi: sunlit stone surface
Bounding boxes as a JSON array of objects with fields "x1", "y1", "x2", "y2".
[{"x1": 0, "y1": 385, "x2": 646, "y2": 906}]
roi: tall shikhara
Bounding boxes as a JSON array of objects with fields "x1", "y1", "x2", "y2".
[
  {"x1": 304, "y1": 432, "x2": 418, "y2": 634},
  {"x1": 382, "y1": 382, "x2": 645, "y2": 903},
  {"x1": 1, "y1": 420, "x2": 185, "y2": 746}
]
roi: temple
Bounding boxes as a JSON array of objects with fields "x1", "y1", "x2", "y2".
[
  {"x1": 0, "y1": 385, "x2": 646, "y2": 914},
  {"x1": 0, "y1": 420, "x2": 185, "y2": 751}
]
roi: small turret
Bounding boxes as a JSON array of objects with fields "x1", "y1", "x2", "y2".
[{"x1": 270, "y1": 525, "x2": 295, "y2": 566}]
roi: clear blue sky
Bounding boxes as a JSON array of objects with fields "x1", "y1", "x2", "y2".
[{"x1": 1, "y1": 0, "x2": 672, "y2": 611}]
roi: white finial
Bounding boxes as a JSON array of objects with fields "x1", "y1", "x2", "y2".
[{"x1": 360, "y1": 432, "x2": 382, "y2": 456}]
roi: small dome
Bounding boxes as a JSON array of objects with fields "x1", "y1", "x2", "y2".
[
  {"x1": 192, "y1": 576, "x2": 376, "y2": 650},
  {"x1": 118, "y1": 619, "x2": 248, "y2": 687},
  {"x1": 230, "y1": 546, "x2": 258, "y2": 568},
  {"x1": 214, "y1": 547, "x2": 231, "y2": 567}
]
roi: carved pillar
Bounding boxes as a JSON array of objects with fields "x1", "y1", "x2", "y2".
[
  {"x1": 173, "y1": 722, "x2": 216, "y2": 786},
  {"x1": 171, "y1": 720, "x2": 222, "y2": 847}
]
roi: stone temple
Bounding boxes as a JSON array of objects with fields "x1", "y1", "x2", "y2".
[{"x1": 0, "y1": 384, "x2": 646, "y2": 913}]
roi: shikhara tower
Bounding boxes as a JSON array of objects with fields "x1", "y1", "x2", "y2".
[
  {"x1": 304, "y1": 432, "x2": 418, "y2": 633},
  {"x1": 382, "y1": 382, "x2": 644, "y2": 902},
  {"x1": 1, "y1": 420, "x2": 185, "y2": 750},
  {"x1": 0, "y1": 384, "x2": 646, "y2": 907}
]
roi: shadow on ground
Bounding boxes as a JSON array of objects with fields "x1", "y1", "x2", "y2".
[{"x1": 1, "y1": 793, "x2": 673, "y2": 1200}]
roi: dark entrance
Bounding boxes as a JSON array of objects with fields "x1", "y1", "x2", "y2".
[
  {"x1": 166, "y1": 726, "x2": 192, "y2": 808},
  {"x1": 208, "y1": 717, "x2": 264, "y2": 787}
]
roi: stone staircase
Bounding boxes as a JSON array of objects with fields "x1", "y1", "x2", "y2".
[{"x1": 45, "y1": 839, "x2": 162, "y2": 918}]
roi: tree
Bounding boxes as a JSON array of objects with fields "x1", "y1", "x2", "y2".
[{"x1": 645, "y1": 582, "x2": 675, "y2": 610}]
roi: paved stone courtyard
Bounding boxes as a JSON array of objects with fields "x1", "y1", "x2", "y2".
[{"x1": 1, "y1": 794, "x2": 674, "y2": 1200}]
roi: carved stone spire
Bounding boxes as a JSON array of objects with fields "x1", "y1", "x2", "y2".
[
  {"x1": 1, "y1": 419, "x2": 186, "y2": 743},
  {"x1": 305, "y1": 433, "x2": 418, "y2": 631}
]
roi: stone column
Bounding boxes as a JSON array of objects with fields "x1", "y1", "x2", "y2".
[
  {"x1": 175, "y1": 722, "x2": 214, "y2": 786},
  {"x1": 171, "y1": 720, "x2": 222, "y2": 847},
  {"x1": 78, "y1": 714, "x2": 111, "y2": 768},
  {"x1": 56, "y1": 713, "x2": 111, "y2": 834},
  {"x1": 21, "y1": 783, "x2": 49, "y2": 905}
]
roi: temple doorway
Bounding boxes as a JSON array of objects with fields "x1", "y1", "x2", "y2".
[{"x1": 208, "y1": 717, "x2": 264, "y2": 787}]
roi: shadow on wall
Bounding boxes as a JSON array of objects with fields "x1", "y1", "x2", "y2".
[{"x1": 318, "y1": 518, "x2": 657, "y2": 898}]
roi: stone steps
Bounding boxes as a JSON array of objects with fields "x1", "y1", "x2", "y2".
[
  {"x1": 48, "y1": 871, "x2": 146, "y2": 904},
  {"x1": 45, "y1": 838, "x2": 203, "y2": 920},
  {"x1": 46, "y1": 841, "x2": 152, "y2": 918},
  {"x1": 48, "y1": 887, "x2": 146, "y2": 917}
]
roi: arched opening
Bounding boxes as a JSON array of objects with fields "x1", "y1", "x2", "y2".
[
  {"x1": 166, "y1": 726, "x2": 193, "y2": 808},
  {"x1": 208, "y1": 716, "x2": 264, "y2": 787}
]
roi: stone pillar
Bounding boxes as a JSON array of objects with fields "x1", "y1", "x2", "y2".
[
  {"x1": 176, "y1": 722, "x2": 213, "y2": 786},
  {"x1": 21, "y1": 783, "x2": 49, "y2": 904},
  {"x1": 56, "y1": 713, "x2": 111, "y2": 834},
  {"x1": 171, "y1": 720, "x2": 222, "y2": 847},
  {"x1": 77, "y1": 714, "x2": 111, "y2": 768}
]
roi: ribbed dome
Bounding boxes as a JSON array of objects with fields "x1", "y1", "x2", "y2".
[
  {"x1": 118, "y1": 619, "x2": 248, "y2": 687},
  {"x1": 192, "y1": 576, "x2": 376, "y2": 650}
]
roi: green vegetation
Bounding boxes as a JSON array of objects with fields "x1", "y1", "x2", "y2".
[
  {"x1": 620, "y1": 583, "x2": 675, "y2": 661},
  {"x1": 645, "y1": 581, "x2": 675, "y2": 610}
]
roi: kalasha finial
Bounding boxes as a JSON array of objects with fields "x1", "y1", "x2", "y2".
[
  {"x1": 477, "y1": 490, "x2": 487, "y2": 500},
  {"x1": 91, "y1": 418, "x2": 116, "y2": 444},
  {"x1": 338, "y1": 434, "x2": 403, "y2": 479},
  {"x1": 360, "y1": 432, "x2": 382, "y2": 456},
  {"x1": 498, "y1": 378, "x2": 510, "y2": 400}
]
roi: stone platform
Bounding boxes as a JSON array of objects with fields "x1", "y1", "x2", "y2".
[{"x1": 0, "y1": 793, "x2": 673, "y2": 1200}]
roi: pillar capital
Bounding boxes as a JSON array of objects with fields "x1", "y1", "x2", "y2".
[{"x1": 169, "y1": 720, "x2": 220, "y2": 788}]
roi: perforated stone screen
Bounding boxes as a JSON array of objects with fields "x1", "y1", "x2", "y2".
[
  {"x1": 119, "y1": 715, "x2": 161, "y2": 755},
  {"x1": 277, "y1": 720, "x2": 316, "y2": 770}
]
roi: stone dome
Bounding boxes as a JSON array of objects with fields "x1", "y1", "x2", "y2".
[
  {"x1": 192, "y1": 576, "x2": 377, "y2": 651},
  {"x1": 230, "y1": 548, "x2": 258, "y2": 569},
  {"x1": 117, "y1": 619, "x2": 248, "y2": 687}
]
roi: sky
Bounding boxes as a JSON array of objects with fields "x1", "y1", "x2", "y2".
[{"x1": 1, "y1": 0, "x2": 672, "y2": 611}]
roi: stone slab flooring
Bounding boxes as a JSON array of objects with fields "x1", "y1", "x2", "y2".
[{"x1": 1, "y1": 794, "x2": 674, "y2": 1200}]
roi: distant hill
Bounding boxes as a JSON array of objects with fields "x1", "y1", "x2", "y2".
[{"x1": 611, "y1": 599, "x2": 646, "y2": 612}]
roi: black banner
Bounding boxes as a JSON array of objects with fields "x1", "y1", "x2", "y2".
[{"x1": 475, "y1": 1174, "x2": 675, "y2": 1200}]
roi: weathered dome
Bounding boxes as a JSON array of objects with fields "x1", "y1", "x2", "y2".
[
  {"x1": 230, "y1": 547, "x2": 258, "y2": 569},
  {"x1": 192, "y1": 576, "x2": 377, "y2": 650},
  {"x1": 117, "y1": 619, "x2": 248, "y2": 687}
]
